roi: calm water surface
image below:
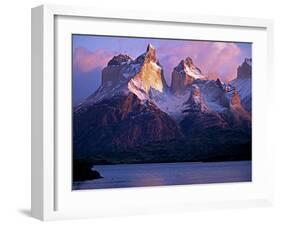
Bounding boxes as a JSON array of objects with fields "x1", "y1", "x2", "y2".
[{"x1": 73, "y1": 161, "x2": 251, "y2": 190}]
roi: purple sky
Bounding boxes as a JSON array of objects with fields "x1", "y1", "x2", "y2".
[{"x1": 72, "y1": 35, "x2": 251, "y2": 104}]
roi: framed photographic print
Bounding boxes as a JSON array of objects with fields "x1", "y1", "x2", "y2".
[{"x1": 31, "y1": 4, "x2": 274, "y2": 221}]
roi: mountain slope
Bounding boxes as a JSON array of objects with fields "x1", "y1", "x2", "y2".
[
  {"x1": 180, "y1": 84, "x2": 228, "y2": 134},
  {"x1": 73, "y1": 93, "x2": 182, "y2": 159}
]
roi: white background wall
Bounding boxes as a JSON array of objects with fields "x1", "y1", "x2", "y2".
[{"x1": 0, "y1": 0, "x2": 280, "y2": 225}]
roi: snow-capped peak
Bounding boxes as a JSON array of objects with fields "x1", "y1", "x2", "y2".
[
  {"x1": 176, "y1": 57, "x2": 205, "y2": 80},
  {"x1": 170, "y1": 57, "x2": 206, "y2": 95}
]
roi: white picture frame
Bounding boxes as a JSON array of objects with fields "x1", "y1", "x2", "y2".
[{"x1": 31, "y1": 4, "x2": 274, "y2": 221}]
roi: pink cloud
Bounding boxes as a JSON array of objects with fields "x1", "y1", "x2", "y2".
[
  {"x1": 73, "y1": 47, "x2": 112, "y2": 73},
  {"x1": 158, "y1": 41, "x2": 242, "y2": 84}
]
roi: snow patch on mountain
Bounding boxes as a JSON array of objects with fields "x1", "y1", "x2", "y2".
[
  {"x1": 121, "y1": 62, "x2": 142, "y2": 79},
  {"x1": 183, "y1": 59, "x2": 205, "y2": 80},
  {"x1": 153, "y1": 91, "x2": 191, "y2": 121},
  {"x1": 128, "y1": 78, "x2": 149, "y2": 101}
]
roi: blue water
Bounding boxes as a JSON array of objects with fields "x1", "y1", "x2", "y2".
[{"x1": 72, "y1": 161, "x2": 251, "y2": 190}]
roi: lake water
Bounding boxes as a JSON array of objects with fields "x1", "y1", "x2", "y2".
[{"x1": 72, "y1": 161, "x2": 251, "y2": 190}]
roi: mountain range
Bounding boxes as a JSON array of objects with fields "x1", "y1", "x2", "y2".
[{"x1": 73, "y1": 44, "x2": 252, "y2": 164}]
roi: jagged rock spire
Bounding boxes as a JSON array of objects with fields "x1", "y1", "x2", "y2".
[
  {"x1": 145, "y1": 44, "x2": 157, "y2": 63},
  {"x1": 146, "y1": 43, "x2": 155, "y2": 52}
]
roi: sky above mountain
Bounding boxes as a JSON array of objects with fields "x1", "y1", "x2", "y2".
[{"x1": 72, "y1": 34, "x2": 251, "y2": 105}]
